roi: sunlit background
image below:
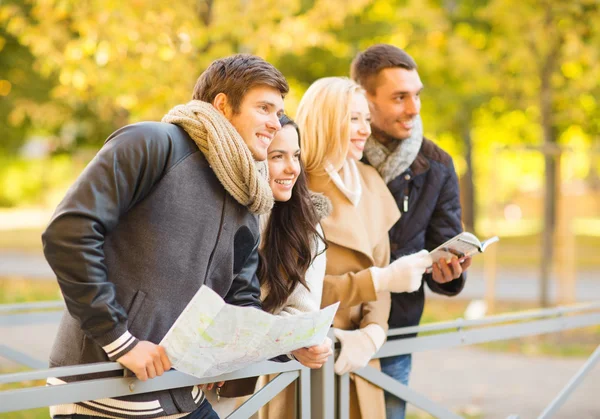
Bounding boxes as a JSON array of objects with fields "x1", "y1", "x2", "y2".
[{"x1": 1, "y1": 0, "x2": 599, "y2": 418}]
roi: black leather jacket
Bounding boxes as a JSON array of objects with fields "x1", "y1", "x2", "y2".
[{"x1": 43, "y1": 122, "x2": 262, "y2": 417}]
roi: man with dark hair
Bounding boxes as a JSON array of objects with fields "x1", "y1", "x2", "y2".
[
  {"x1": 43, "y1": 53, "x2": 332, "y2": 419},
  {"x1": 351, "y1": 44, "x2": 472, "y2": 418}
]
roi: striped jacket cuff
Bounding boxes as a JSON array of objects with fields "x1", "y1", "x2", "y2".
[{"x1": 102, "y1": 331, "x2": 139, "y2": 361}]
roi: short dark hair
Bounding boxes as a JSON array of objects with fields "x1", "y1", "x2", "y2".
[
  {"x1": 193, "y1": 54, "x2": 289, "y2": 113},
  {"x1": 351, "y1": 44, "x2": 417, "y2": 94}
]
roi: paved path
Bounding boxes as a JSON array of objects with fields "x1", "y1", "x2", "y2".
[
  {"x1": 0, "y1": 251, "x2": 54, "y2": 279},
  {"x1": 408, "y1": 347, "x2": 600, "y2": 418}
]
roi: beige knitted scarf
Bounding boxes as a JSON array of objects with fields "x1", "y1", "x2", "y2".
[{"x1": 162, "y1": 100, "x2": 273, "y2": 215}]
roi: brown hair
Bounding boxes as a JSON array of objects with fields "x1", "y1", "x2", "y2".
[
  {"x1": 193, "y1": 54, "x2": 289, "y2": 113},
  {"x1": 350, "y1": 44, "x2": 417, "y2": 94},
  {"x1": 259, "y1": 115, "x2": 326, "y2": 314}
]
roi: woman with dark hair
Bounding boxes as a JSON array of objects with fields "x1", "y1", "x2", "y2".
[
  {"x1": 205, "y1": 115, "x2": 331, "y2": 417},
  {"x1": 259, "y1": 114, "x2": 329, "y2": 316}
]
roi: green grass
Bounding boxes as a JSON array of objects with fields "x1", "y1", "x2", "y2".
[
  {"x1": 407, "y1": 408, "x2": 482, "y2": 419},
  {"x1": 0, "y1": 277, "x2": 61, "y2": 304},
  {"x1": 0, "y1": 409, "x2": 48, "y2": 419}
]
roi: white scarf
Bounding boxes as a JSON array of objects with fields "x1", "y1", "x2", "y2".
[{"x1": 326, "y1": 159, "x2": 362, "y2": 206}]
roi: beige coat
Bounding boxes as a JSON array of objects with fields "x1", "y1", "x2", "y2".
[{"x1": 260, "y1": 162, "x2": 400, "y2": 419}]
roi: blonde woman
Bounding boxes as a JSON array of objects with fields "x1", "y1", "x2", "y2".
[{"x1": 295, "y1": 77, "x2": 432, "y2": 419}]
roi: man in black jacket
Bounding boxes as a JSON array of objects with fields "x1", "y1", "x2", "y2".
[
  {"x1": 43, "y1": 54, "x2": 332, "y2": 419},
  {"x1": 352, "y1": 44, "x2": 472, "y2": 418}
]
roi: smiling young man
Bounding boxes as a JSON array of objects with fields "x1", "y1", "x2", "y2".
[
  {"x1": 42, "y1": 54, "x2": 331, "y2": 419},
  {"x1": 352, "y1": 45, "x2": 471, "y2": 418}
]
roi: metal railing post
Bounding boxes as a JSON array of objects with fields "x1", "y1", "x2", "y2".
[
  {"x1": 354, "y1": 366, "x2": 463, "y2": 419},
  {"x1": 337, "y1": 372, "x2": 350, "y2": 419},
  {"x1": 229, "y1": 371, "x2": 298, "y2": 419},
  {"x1": 298, "y1": 366, "x2": 311, "y2": 419},
  {"x1": 538, "y1": 343, "x2": 600, "y2": 419},
  {"x1": 310, "y1": 330, "x2": 335, "y2": 419}
]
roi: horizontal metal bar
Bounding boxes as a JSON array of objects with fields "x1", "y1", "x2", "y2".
[
  {"x1": 0, "y1": 300, "x2": 64, "y2": 313},
  {"x1": 377, "y1": 311, "x2": 600, "y2": 358},
  {"x1": 228, "y1": 371, "x2": 299, "y2": 419},
  {"x1": 387, "y1": 302, "x2": 600, "y2": 337},
  {"x1": 0, "y1": 360, "x2": 306, "y2": 413},
  {"x1": 355, "y1": 366, "x2": 462, "y2": 419},
  {"x1": 538, "y1": 344, "x2": 600, "y2": 419},
  {"x1": 0, "y1": 362, "x2": 124, "y2": 384},
  {"x1": 0, "y1": 345, "x2": 47, "y2": 369}
]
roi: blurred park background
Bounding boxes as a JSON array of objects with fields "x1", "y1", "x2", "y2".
[{"x1": 0, "y1": 0, "x2": 599, "y2": 417}]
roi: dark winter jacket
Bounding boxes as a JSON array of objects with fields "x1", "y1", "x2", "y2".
[
  {"x1": 43, "y1": 122, "x2": 262, "y2": 418},
  {"x1": 363, "y1": 137, "x2": 465, "y2": 337}
]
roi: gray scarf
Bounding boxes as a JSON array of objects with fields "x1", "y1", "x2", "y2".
[{"x1": 363, "y1": 116, "x2": 424, "y2": 184}]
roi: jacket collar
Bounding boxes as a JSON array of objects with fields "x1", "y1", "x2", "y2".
[
  {"x1": 308, "y1": 169, "x2": 398, "y2": 263},
  {"x1": 410, "y1": 144, "x2": 430, "y2": 176},
  {"x1": 385, "y1": 142, "x2": 429, "y2": 195}
]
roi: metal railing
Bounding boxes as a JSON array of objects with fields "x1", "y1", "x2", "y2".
[
  {"x1": 0, "y1": 301, "x2": 312, "y2": 418},
  {"x1": 336, "y1": 301, "x2": 600, "y2": 419},
  {"x1": 1, "y1": 301, "x2": 600, "y2": 418}
]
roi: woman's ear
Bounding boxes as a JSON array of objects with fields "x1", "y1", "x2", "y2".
[{"x1": 213, "y1": 93, "x2": 233, "y2": 120}]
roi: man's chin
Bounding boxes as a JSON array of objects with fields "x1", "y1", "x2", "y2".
[
  {"x1": 393, "y1": 128, "x2": 412, "y2": 140},
  {"x1": 247, "y1": 146, "x2": 268, "y2": 161}
]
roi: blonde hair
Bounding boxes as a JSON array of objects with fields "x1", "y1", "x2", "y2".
[{"x1": 296, "y1": 77, "x2": 364, "y2": 176}]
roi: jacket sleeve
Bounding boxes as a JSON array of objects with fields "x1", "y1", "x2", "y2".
[
  {"x1": 359, "y1": 231, "x2": 392, "y2": 332},
  {"x1": 321, "y1": 269, "x2": 378, "y2": 310},
  {"x1": 359, "y1": 291, "x2": 391, "y2": 333},
  {"x1": 424, "y1": 158, "x2": 466, "y2": 296},
  {"x1": 42, "y1": 124, "x2": 189, "y2": 360},
  {"x1": 223, "y1": 233, "x2": 262, "y2": 310},
  {"x1": 321, "y1": 225, "x2": 392, "y2": 309}
]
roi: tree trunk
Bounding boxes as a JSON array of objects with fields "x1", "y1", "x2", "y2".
[
  {"x1": 461, "y1": 124, "x2": 476, "y2": 233},
  {"x1": 537, "y1": 3, "x2": 563, "y2": 307},
  {"x1": 539, "y1": 53, "x2": 559, "y2": 307},
  {"x1": 540, "y1": 150, "x2": 556, "y2": 307}
]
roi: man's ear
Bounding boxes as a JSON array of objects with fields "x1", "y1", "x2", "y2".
[{"x1": 213, "y1": 93, "x2": 233, "y2": 120}]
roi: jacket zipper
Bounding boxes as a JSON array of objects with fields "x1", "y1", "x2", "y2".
[{"x1": 403, "y1": 173, "x2": 411, "y2": 213}]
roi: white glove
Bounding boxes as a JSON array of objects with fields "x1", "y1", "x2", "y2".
[
  {"x1": 333, "y1": 324, "x2": 385, "y2": 375},
  {"x1": 370, "y1": 249, "x2": 432, "y2": 294}
]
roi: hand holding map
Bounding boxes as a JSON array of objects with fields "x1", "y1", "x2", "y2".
[{"x1": 160, "y1": 286, "x2": 339, "y2": 378}]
